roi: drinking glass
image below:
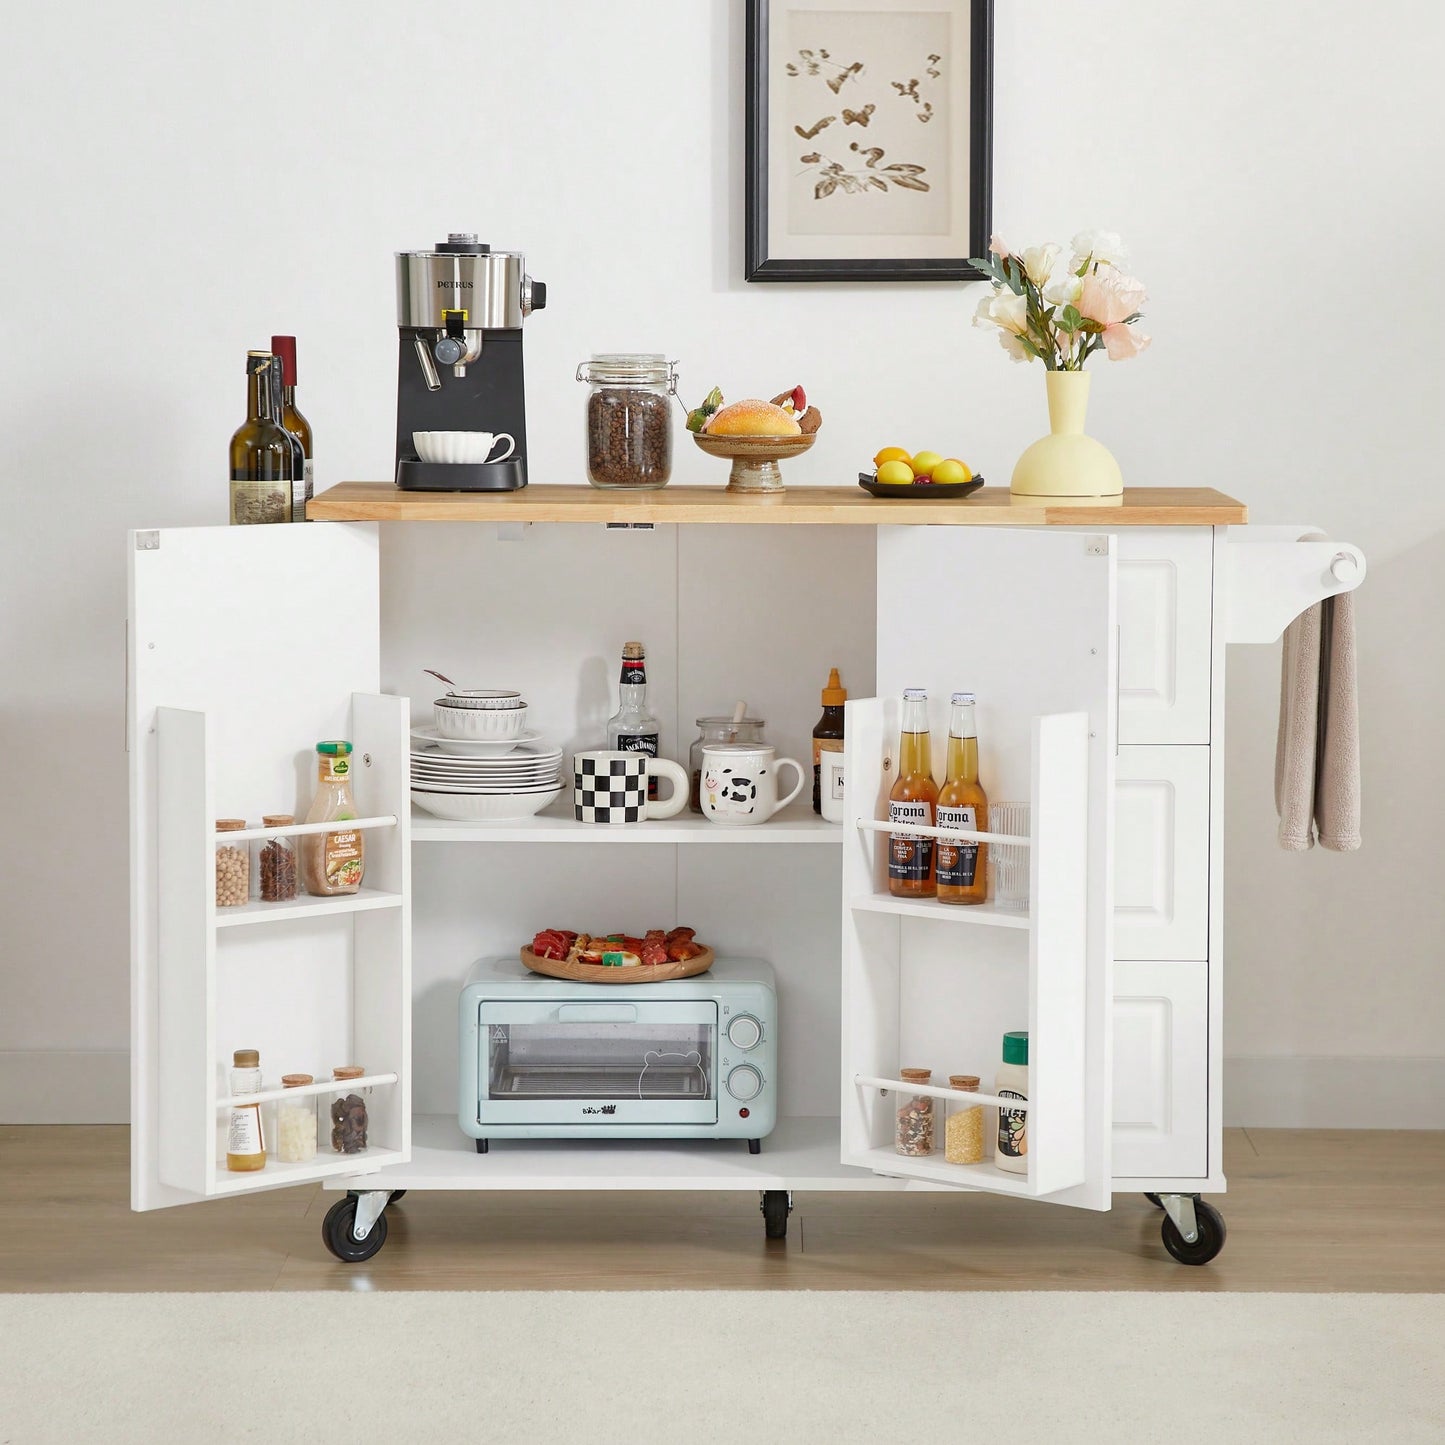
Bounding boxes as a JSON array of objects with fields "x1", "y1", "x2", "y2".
[{"x1": 990, "y1": 802, "x2": 1030, "y2": 912}]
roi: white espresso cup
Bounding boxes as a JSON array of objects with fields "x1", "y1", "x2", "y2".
[
  {"x1": 412, "y1": 430, "x2": 516, "y2": 465},
  {"x1": 699, "y1": 743, "x2": 806, "y2": 825},
  {"x1": 573, "y1": 750, "x2": 687, "y2": 823}
]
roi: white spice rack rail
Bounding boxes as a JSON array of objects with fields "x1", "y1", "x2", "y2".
[
  {"x1": 211, "y1": 815, "x2": 399, "y2": 843},
  {"x1": 853, "y1": 1073, "x2": 1033, "y2": 1112},
  {"x1": 216, "y1": 1071, "x2": 399, "y2": 1108}
]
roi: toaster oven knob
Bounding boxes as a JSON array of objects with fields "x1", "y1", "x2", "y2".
[
  {"x1": 726, "y1": 1064, "x2": 763, "y2": 1102},
  {"x1": 726, "y1": 1014, "x2": 763, "y2": 1051}
]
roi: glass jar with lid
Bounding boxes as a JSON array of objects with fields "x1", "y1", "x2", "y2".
[
  {"x1": 944, "y1": 1074, "x2": 985, "y2": 1165},
  {"x1": 895, "y1": 1067, "x2": 935, "y2": 1156},
  {"x1": 276, "y1": 1073, "x2": 317, "y2": 1163},
  {"x1": 326, "y1": 1065, "x2": 370, "y2": 1154},
  {"x1": 254, "y1": 815, "x2": 299, "y2": 902},
  {"x1": 215, "y1": 819, "x2": 250, "y2": 907},
  {"x1": 688, "y1": 716, "x2": 766, "y2": 813},
  {"x1": 577, "y1": 353, "x2": 678, "y2": 490}
]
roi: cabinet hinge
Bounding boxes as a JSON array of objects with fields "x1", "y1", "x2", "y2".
[
  {"x1": 1084, "y1": 535, "x2": 1108, "y2": 557},
  {"x1": 135, "y1": 531, "x2": 160, "y2": 551}
]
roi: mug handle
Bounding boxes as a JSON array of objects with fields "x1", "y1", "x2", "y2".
[
  {"x1": 487, "y1": 432, "x2": 516, "y2": 464},
  {"x1": 767, "y1": 758, "x2": 807, "y2": 818},
  {"x1": 645, "y1": 758, "x2": 689, "y2": 820}
]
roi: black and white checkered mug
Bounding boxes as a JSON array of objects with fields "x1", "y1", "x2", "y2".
[{"x1": 572, "y1": 751, "x2": 689, "y2": 824}]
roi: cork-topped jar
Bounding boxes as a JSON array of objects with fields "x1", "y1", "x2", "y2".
[
  {"x1": 215, "y1": 818, "x2": 249, "y2": 907},
  {"x1": 328, "y1": 1065, "x2": 370, "y2": 1154},
  {"x1": 895, "y1": 1067, "x2": 935, "y2": 1156},
  {"x1": 944, "y1": 1074, "x2": 985, "y2": 1164},
  {"x1": 276, "y1": 1073, "x2": 316, "y2": 1163}
]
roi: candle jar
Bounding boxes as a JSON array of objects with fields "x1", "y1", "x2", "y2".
[
  {"x1": 326, "y1": 1066, "x2": 370, "y2": 1154},
  {"x1": 944, "y1": 1074, "x2": 985, "y2": 1165},
  {"x1": 276, "y1": 1074, "x2": 317, "y2": 1163},
  {"x1": 895, "y1": 1067, "x2": 935, "y2": 1156},
  {"x1": 688, "y1": 716, "x2": 766, "y2": 813}
]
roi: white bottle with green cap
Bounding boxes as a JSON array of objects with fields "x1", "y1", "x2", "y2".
[{"x1": 995, "y1": 1031, "x2": 1029, "y2": 1174}]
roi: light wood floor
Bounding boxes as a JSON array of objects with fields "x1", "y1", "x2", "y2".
[{"x1": 4, "y1": 1127, "x2": 1442, "y2": 1292}]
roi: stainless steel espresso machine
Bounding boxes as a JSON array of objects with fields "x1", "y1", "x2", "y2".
[{"x1": 394, "y1": 234, "x2": 546, "y2": 491}]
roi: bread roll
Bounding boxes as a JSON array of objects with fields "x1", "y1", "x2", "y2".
[{"x1": 703, "y1": 399, "x2": 803, "y2": 437}]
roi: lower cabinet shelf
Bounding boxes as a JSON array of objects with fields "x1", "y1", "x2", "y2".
[
  {"x1": 210, "y1": 1147, "x2": 407, "y2": 1195},
  {"x1": 214, "y1": 887, "x2": 404, "y2": 929},
  {"x1": 848, "y1": 893, "x2": 1030, "y2": 928},
  {"x1": 842, "y1": 1148, "x2": 1039, "y2": 1196}
]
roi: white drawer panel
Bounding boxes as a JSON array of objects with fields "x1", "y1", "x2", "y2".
[
  {"x1": 1116, "y1": 529, "x2": 1214, "y2": 744},
  {"x1": 1112, "y1": 960, "x2": 1208, "y2": 1178},
  {"x1": 1114, "y1": 745, "x2": 1210, "y2": 960}
]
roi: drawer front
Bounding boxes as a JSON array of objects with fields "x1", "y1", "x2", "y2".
[
  {"x1": 1116, "y1": 529, "x2": 1214, "y2": 745},
  {"x1": 1112, "y1": 960, "x2": 1208, "y2": 1178},
  {"x1": 1114, "y1": 745, "x2": 1210, "y2": 960}
]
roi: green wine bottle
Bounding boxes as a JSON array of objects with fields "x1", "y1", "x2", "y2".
[{"x1": 229, "y1": 352, "x2": 294, "y2": 525}]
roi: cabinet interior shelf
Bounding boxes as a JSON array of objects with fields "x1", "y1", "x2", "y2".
[
  {"x1": 411, "y1": 800, "x2": 842, "y2": 844},
  {"x1": 217, "y1": 1071, "x2": 399, "y2": 1108},
  {"x1": 210, "y1": 1146, "x2": 406, "y2": 1195},
  {"x1": 854, "y1": 1073, "x2": 1031, "y2": 1112},
  {"x1": 214, "y1": 886, "x2": 404, "y2": 929},
  {"x1": 848, "y1": 893, "x2": 1030, "y2": 928},
  {"x1": 845, "y1": 1147, "x2": 1038, "y2": 1196}
]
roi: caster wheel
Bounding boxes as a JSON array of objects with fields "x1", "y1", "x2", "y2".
[
  {"x1": 761, "y1": 1190, "x2": 791, "y2": 1240},
  {"x1": 1144, "y1": 1192, "x2": 1164, "y2": 1209},
  {"x1": 388, "y1": 1190, "x2": 407, "y2": 1204},
  {"x1": 1161, "y1": 1199, "x2": 1226, "y2": 1266},
  {"x1": 322, "y1": 1196, "x2": 388, "y2": 1263}
]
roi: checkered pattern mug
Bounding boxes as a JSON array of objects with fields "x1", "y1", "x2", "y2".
[{"x1": 572, "y1": 751, "x2": 689, "y2": 823}]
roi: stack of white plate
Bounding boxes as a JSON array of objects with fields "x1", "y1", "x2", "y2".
[{"x1": 410, "y1": 739, "x2": 564, "y2": 821}]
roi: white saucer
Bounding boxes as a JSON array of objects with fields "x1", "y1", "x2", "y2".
[{"x1": 410, "y1": 726, "x2": 545, "y2": 757}]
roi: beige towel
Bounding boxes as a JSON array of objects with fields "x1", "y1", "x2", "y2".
[{"x1": 1275, "y1": 549, "x2": 1361, "y2": 851}]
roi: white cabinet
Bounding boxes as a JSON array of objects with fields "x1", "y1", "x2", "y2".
[
  {"x1": 1114, "y1": 745, "x2": 1211, "y2": 962},
  {"x1": 1111, "y1": 960, "x2": 1208, "y2": 1178}
]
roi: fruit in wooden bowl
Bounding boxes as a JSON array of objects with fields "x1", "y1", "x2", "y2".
[{"x1": 688, "y1": 384, "x2": 822, "y2": 493}]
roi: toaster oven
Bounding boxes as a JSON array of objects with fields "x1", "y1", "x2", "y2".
[{"x1": 458, "y1": 956, "x2": 777, "y2": 1150}]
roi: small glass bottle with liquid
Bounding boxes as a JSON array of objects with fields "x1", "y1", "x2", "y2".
[
  {"x1": 225, "y1": 1048, "x2": 266, "y2": 1172},
  {"x1": 888, "y1": 689, "x2": 938, "y2": 897},
  {"x1": 936, "y1": 692, "x2": 989, "y2": 905}
]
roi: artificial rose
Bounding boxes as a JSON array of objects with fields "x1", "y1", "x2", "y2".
[
  {"x1": 973, "y1": 288, "x2": 1028, "y2": 336},
  {"x1": 989, "y1": 232, "x2": 1011, "y2": 257},
  {"x1": 1022, "y1": 242, "x2": 1061, "y2": 288},
  {"x1": 1043, "y1": 268, "x2": 1082, "y2": 308},
  {"x1": 997, "y1": 328, "x2": 1032, "y2": 364},
  {"x1": 1071, "y1": 228, "x2": 1128, "y2": 270},
  {"x1": 1078, "y1": 267, "x2": 1147, "y2": 328},
  {"x1": 1102, "y1": 324, "x2": 1151, "y2": 361}
]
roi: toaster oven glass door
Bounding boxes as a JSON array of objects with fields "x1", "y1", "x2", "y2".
[{"x1": 477, "y1": 1000, "x2": 719, "y2": 1125}]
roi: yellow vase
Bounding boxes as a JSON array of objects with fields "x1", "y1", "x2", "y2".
[{"x1": 1010, "y1": 371, "x2": 1123, "y2": 498}]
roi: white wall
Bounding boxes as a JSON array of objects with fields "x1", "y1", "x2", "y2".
[{"x1": 2, "y1": 0, "x2": 1442, "y2": 1125}]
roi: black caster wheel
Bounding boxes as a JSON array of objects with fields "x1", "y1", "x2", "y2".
[
  {"x1": 388, "y1": 1190, "x2": 407, "y2": 1204},
  {"x1": 1144, "y1": 1192, "x2": 1164, "y2": 1209},
  {"x1": 1161, "y1": 1199, "x2": 1226, "y2": 1266},
  {"x1": 761, "y1": 1190, "x2": 792, "y2": 1240},
  {"x1": 322, "y1": 1196, "x2": 388, "y2": 1263}
]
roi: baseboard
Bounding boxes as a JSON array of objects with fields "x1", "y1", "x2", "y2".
[
  {"x1": 1225, "y1": 1055, "x2": 1445, "y2": 1129},
  {"x1": 0, "y1": 1051, "x2": 130, "y2": 1123}
]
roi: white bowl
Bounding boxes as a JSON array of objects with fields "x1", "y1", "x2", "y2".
[
  {"x1": 434, "y1": 702, "x2": 529, "y2": 739},
  {"x1": 413, "y1": 432, "x2": 503, "y2": 465},
  {"x1": 431, "y1": 689, "x2": 525, "y2": 710},
  {"x1": 411, "y1": 786, "x2": 562, "y2": 821}
]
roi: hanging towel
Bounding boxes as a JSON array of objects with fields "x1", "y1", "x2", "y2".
[{"x1": 1274, "y1": 537, "x2": 1361, "y2": 851}]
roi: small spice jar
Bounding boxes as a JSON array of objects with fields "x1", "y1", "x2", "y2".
[
  {"x1": 215, "y1": 819, "x2": 250, "y2": 907},
  {"x1": 577, "y1": 353, "x2": 678, "y2": 490},
  {"x1": 255, "y1": 815, "x2": 299, "y2": 902},
  {"x1": 688, "y1": 715, "x2": 766, "y2": 813},
  {"x1": 276, "y1": 1074, "x2": 317, "y2": 1163},
  {"x1": 895, "y1": 1067, "x2": 935, "y2": 1156},
  {"x1": 327, "y1": 1066, "x2": 370, "y2": 1155},
  {"x1": 944, "y1": 1074, "x2": 985, "y2": 1165}
]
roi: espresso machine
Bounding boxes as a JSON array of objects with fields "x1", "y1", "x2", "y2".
[{"x1": 394, "y1": 234, "x2": 546, "y2": 490}]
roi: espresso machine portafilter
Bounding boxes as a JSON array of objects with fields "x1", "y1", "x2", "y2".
[{"x1": 394, "y1": 234, "x2": 546, "y2": 491}]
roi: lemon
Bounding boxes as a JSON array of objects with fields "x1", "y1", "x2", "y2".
[
  {"x1": 873, "y1": 446, "x2": 912, "y2": 468},
  {"x1": 931, "y1": 458, "x2": 972, "y2": 485},
  {"x1": 876, "y1": 459, "x2": 916, "y2": 485},
  {"x1": 911, "y1": 450, "x2": 944, "y2": 479}
]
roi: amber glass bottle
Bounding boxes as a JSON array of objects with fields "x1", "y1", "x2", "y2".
[
  {"x1": 888, "y1": 688, "x2": 938, "y2": 897},
  {"x1": 937, "y1": 692, "x2": 989, "y2": 905}
]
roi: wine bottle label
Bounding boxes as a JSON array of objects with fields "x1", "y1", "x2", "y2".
[
  {"x1": 997, "y1": 1088, "x2": 1028, "y2": 1158},
  {"x1": 617, "y1": 732, "x2": 660, "y2": 799},
  {"x1": 936, "y1": 805, "x2": 980, "y2": 887},
  {"x1": 888, "y1": 800, "x2": 934, "y2": 881}
]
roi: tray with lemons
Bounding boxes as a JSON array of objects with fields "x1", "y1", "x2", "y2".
[{"x1": 858, "y1": 446, "x2": 984, "y2": 499}]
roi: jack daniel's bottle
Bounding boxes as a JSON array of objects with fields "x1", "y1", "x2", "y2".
[{"x1": 606, "y1": 641, "x2": 661, "y2": 799}]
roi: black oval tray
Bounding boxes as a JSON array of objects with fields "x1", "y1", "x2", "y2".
[{"x1": 858, "y1": 472, "x2": 985, "y2": 499}]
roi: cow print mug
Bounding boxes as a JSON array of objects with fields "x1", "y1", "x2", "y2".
[
  {"x1": 572, "y1": 750, "x2": 688, "y2": 824},
  {"x1": 699, "y1": 743, "x2": 806, "y2": 826}
]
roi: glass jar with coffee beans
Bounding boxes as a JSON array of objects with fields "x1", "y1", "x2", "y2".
[{"x1": 577, "y1": 353, "x2": 678, "y2": 490}]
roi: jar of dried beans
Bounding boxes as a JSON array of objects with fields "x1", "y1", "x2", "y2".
[
  {"x1": 215, "y1": 819, "x2": 250, "y2": 907},
  {"x1": 577, "y1": 353, "x2": 678, "y2": 490},
  {"x1": 895, "y1": 1067, "x2": 935, "y2": 1156},
  {"x1": 254, "y1": 815, "x2": 299, "y2": 902},
  {"x1": 327, "y1": 1066, "x2": 370, "y2": 1154}
]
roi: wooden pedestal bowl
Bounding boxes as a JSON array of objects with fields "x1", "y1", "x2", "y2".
[{"x1": 692, "y1": 433, "x2": 815, "y2": 494}]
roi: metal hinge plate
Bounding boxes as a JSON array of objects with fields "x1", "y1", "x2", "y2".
[{"x1": 135, "y1": 531, "x2": 160, "y2": 551}]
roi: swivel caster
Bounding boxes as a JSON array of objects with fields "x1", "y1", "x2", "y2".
[
  {"x1": 760, "y1": 1190, "x2": 793, "y2": 1240},
  {"x1": 1159, "y1": 1195, "x2": 1226, "y2": 1266},
  {"x1": 322, "y1": 1192, "x2": 389, "y2": 1263},
  {"x1": 388, "y1": 1190, "x2": 407, "y2": 1204},
  {"x1": 1144, "y1": 1192, "x2": 1164, "y2": 1209}
]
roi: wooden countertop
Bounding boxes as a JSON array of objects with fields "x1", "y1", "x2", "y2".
[{"x1": 308, "y1": 482, "x2": 1247, "y2": 527}]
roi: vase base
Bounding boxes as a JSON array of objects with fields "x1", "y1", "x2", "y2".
[{"x1": 1010, "y1": 433, "x2": 1123, "y2": 498}]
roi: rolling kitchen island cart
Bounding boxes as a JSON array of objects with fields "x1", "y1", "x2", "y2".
[{"x1": 127, "y1": 484, "x2": 1364, "y2": 1265}]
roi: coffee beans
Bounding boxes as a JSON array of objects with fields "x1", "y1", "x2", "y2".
[{"x1": 586, "y1": 388, "x2": 673, "y2": 490}]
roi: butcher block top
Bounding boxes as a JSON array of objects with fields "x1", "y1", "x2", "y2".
[{"x1": 308, "y1": 482, "x2": 1247, "y2": 527}]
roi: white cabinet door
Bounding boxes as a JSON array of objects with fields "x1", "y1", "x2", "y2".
[
  {"x1": 129, "y1": 524, "x2": 412, "y2": 1211},
  {"x1": 1116, "y1": 529, "x2": 1214, "y2": 745},
  {"x1": 1111, "y1": 960, "x2": 1208, "y2": 1179},
  {"x1": 1114, "y1": 745, "x2": 1210, "y2": 961},
  {"x1": 841, "y1": 527, "x2": 1116, "y2": 1211}
]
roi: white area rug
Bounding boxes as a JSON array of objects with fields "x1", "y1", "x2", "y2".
[{"x1": 1, "y1": 1292, "x2": 1441, "y2": 1443}]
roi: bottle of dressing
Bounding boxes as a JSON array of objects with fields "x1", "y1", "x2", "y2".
[{"x1": 302, "y1": 740, "x2": 365, "y2": 896}]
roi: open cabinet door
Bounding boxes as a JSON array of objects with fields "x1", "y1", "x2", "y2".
[
  {"x1": 842, "y1": 526, "x2": 1116, "y2": 1211},
  {"x1": 128, "y1": 523, "x2": 411, "y2": 1210}
]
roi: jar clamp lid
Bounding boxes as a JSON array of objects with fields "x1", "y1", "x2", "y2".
[{"x1": 577, "y1": 353, "x2": 678, "y2": 389}]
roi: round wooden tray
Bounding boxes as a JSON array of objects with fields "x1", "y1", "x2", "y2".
[{"x1": 520, "y1": 945, "x2": 715, "y2": 985}]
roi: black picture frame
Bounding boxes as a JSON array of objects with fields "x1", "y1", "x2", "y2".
[{"x1": 745, "y1": 0, "x2": 994, "y2": 282}]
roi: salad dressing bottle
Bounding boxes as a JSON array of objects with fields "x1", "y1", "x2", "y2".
[{"x1": 302, "y1": 740, "x2": 365, "y2": 896}]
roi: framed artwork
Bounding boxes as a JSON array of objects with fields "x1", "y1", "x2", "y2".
[{"x1": 745, "y1": 0, "x2": 994, "y2": 282}]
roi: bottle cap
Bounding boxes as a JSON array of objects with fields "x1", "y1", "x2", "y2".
[
  {"x1": 899, "y1": 1067, "x2": 932, "y2": 1083},
  {"x1": 315, "y1": 740, "x2": 353, "y2": 755},
  {"x1": 822, "y1": 667, "x2": 847, "y2": 705},
  {"x1": 332, "y1": 1065, "x2": 366, "y2": 1080},
  {"x1": 262, "y1": 814, "x2": 295, "y2": 827},
  {"x1": 951, "y1": 692, "x2": 976, "y2": 705},
  {"x1": 270, "y1": 335, "x2": 297, "y2": 386},
  {"x1": 233, "y1": 1049, "x2": 260, "y2": 1067},
  {"x1": 1002, "y1": 1031, "x2": 1029, "y2": 1066},
  {"x1": 281, "y1": 1073, "x2": 314, "y2": 1088},
  {"x1": 215, "y1": 818, "x2": 247, "y2": 832},
  {"x1": 902, "y1": 687, "x2": 927, "y2": 701},
  {"x1": 622, "y1": 641, "x2": 645, "y2": 659},
  {"x1": 949, "y1": 1074, "x2": 981, "y2": 1091}
]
